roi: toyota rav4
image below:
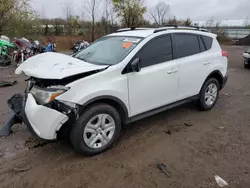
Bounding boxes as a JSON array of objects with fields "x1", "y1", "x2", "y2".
[{"x1": 10, "y1": 26, "x2": 228, "y2": 155}]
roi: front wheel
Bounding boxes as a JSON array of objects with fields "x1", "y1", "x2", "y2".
[
  {"x1": 70, "y1": 103, "x2": 122, "y2": 156},
  {"x1": 197, "y1": 78, "x2": 220, "y2": 111}
]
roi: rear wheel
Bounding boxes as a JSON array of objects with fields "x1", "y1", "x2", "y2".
[
  {"x1": 197, "y1": 78, "x2": 220, "y2": 111},
  {"x1": 70, "y1": 103, "x2": 122, "y2": 156}
]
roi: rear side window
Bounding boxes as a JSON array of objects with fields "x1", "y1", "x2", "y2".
[
  {"x1": 198, "y1": 36, "x2": 206, "y2": 52},
  {"x1": 175, "y1": 34, "x2": 200, "y2": 58},
  {"x1": 138, "y1": 35, "x2": 173, "y2": 68},
  {"x1": 201, "y1": 36, "x2": 213, "y2": 50}
]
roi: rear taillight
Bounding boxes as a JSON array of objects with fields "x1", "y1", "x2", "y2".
[{"x1": 222, "y1": 50, "x2": 228, "y2": 58}]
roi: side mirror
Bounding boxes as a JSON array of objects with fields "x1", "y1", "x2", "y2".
[{"x1": 131, "y1": 58, "x2": 141, "y2": 72}]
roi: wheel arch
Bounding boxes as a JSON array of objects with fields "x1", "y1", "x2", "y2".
[
  {"x1": 202, "y1": 70, "x2": 223, "y2": 91},
  {"x1": 79, "y1": 96, "x2": 129, "y2": 125}
]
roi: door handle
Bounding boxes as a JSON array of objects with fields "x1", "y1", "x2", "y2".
[
  {"x1": 167, "y1": 68, "x2": 178, "y2": 74},
  {"x1": 204, "y1": 61, "x2": 211, "y2": 65}
]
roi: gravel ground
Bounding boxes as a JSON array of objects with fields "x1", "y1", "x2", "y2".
[{"x1": 0, "y1": 46, "x2": 250, "y2": 188}]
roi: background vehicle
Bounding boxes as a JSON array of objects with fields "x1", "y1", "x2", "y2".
[
  {"x1": 12, "y1": 26, "x2": 228, "y2": 156},
  {"x1": 13, "y1": 38, "x2": 35, "y2": 65},
  {"x1": 71, "y1": 40, "x2": 89, "y2": 53},
  {"x1": 243, "y1": 48, "x2": 250, "y2": 68},
  {"x1": 30, "y1": 40, "x2": 45, "y2": 54},
  {"x1": 0, "y1": 36, "x2": 14, "y2": 55},
  {"x1": 0, "y1": 36, "x2": 14, "y2": 66}
]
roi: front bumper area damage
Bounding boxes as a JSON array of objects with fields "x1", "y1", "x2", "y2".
[
  {"x1": 25, "y1": 94, "x2": 69, "y2": 140},
  {"x1": 8, "y1": 93, "x2": 78, "y2": 140}
]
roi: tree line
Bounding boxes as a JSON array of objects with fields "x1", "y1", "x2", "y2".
[{"x1": 1, "y1": 0, "x2": 249, "y2": 41}]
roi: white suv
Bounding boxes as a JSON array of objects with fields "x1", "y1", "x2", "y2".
[{"x1": 11, "y1": 26, "x2": 228, "y2": 155}]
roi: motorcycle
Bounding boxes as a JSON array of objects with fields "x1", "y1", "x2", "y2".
[
  {"x1": 13, "y1": 38, "x2": 34, "y2": 66},
  {"x1": 0, "y1": 36, "x2": 14, "y2": 66},
  {"x1": 71, "y1": 40, "x2": 89, "y2": 53},
  {"x1": 31, "y1": 40, "x2": 46, "y2": 54}
]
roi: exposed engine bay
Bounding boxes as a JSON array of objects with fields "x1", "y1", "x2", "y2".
[{"x1": 27, "y1": 69, "x2": 103, "y2": 88}]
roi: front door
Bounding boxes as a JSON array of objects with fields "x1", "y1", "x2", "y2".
[{"x1": 127, "y1": 35, "x2": 179, "y2": 117}]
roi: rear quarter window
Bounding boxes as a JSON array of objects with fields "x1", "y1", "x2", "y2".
[
  {"x1": 201, "y1": 36, "x2": 213, "y2": 50},
  {"x1": 198, "y1": 36, "x2": 206, "y2": 52}
]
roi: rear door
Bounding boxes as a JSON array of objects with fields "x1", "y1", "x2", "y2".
[{"x1": 173, "y1": 33, "x2": 212, "y2": 100}]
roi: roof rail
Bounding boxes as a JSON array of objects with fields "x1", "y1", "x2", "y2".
[
  {"x1": 116, "y1": 27, "x2": 152, "y2": 32},
  {"x1": 153, "y1": 25, "x2": 209, "y2": 33},
  {"x1": 163, "y1": 24, "x2": 178, "y2": 28}
]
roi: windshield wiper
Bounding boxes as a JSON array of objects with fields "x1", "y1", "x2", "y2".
[
  {"x1": 75, "y1": 51, "x2": 92, "y2": 61},
  {"x1": 74, "y1": 57, "x2": 109, "y2": 66},
  {"x1": 75, "y1": 56, "x2": 87, "y2": 62}
]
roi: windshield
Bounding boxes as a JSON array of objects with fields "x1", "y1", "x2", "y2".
[{"x1": 74, "y1": 36, "x2": 142, "y2": 65}]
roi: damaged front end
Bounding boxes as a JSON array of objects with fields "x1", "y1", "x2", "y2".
[
  {"x1": 6, "y1": 51, "x2": 109, "y2": 139},
  {"x1": 8, "y1": 75, "x2": 88, "y2": 140}
]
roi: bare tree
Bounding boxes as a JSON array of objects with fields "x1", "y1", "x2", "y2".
[
  {"x1": 205, "y1": 17, "x2": 215, "y2": 28},
  {"x1": 108, "y1": 0, "x2": 116, "y2": 26},
  {"x1": 83, "y1": 0, "x2": 101, "y2": 41},
  {"x1": 62, "y1": 3, "x2": 73, "y2": 34},
  {"x1": 244, "y1": 17, "x2": 249, "y2": 28},
  {"x1": 102, "y1": 0, "x2": 111, "y2": 34},
  {"x1": 149, "y1": 1, "x2": 170, "y2": 25},
  {"x1": 102, "y1": 0, "x2": 116, "y2": 34}
]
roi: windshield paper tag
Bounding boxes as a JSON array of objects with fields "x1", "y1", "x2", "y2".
[
  {"x1": 123, "y1": 38, "x2": 141, "y2": 43},
  {"x1": 122, "y1": 42, "x2": 133, "y2": 49}
]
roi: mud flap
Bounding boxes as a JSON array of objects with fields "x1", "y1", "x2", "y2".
[
  {"x1": 7, "y1": 93, "x2": 25, "y2": 119},
  {"x1": 0, "y1": 94, "x2": 23, "y2": 136}
]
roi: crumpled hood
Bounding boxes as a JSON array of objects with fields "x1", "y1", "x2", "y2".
[{"x1": 15, "y1": 52, "x2": 108, "y2": 79}]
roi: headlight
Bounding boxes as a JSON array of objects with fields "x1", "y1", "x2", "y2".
[
  {"x1": 26, "y1": 48, "x2": 31, "y2": 53},
  {"x1": 30, "y1": 86, "x2": 69, "y2": 105}
]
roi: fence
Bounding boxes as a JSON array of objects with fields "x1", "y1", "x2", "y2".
[{"x1": 208, "y1": 27, "x2": 250, "y2": 40}]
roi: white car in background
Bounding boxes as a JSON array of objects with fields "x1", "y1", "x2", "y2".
[{"x1": 10, "y1": 26, "x2": 228, "y2": 155}]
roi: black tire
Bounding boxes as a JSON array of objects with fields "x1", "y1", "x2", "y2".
[
  {"x1": 70, "y1": 103, "x2": 122, "y2": 156},
  {"x1": 197, "y1": 78, "x2": 220, "y2": 111},
  {"x1": 244, "y1": 59, "x2": 250, "y2": 69}
]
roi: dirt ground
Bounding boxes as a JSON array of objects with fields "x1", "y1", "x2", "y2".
[{"x1": 0, "y1": 46, "x2": 250, "y2": 188}]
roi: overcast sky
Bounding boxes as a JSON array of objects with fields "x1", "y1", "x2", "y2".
[{"x1": 32, "y1": 0, "x2": 250, "y2": 21}]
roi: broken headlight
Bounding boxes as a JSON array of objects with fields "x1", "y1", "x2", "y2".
[{"x1": 30, "y1": 86, "x2": 69, "y2": 105}]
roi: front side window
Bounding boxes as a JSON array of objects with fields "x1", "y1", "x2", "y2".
[
  {"x1": 74, "y1": 36, "x2": 142, "y2": 65},
  {"x1": 137, "y1": 35, "x2": 173, "y2": 68},
  {"x1": 175, "y1": 34, "x2": 200, "y2": 58}
]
